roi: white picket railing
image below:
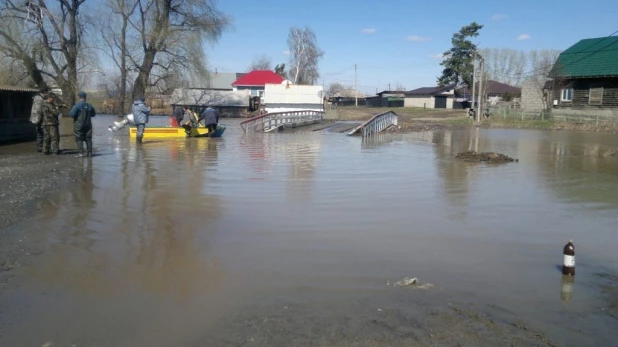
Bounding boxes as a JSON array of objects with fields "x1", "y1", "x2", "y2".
[
  {"x1": 347, "y1": 111, "x2": 398, "y2": 137},
  {"x1": 240, "y1": 110, "x2": 324, "y2": 133}
]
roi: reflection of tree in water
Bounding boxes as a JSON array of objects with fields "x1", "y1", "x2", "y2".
[
  {"x1": 537, "y1": 133, "x2": 618, "y2": 207},
  {"x1": 240, "y1": 134, "x2": 274, "y2": 177},
  {"x1": 26, "y1": 140, "x2": 225, "y2": 297}
]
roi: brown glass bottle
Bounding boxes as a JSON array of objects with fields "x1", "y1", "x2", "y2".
[{"x1": 562, "y1": 240, "x2": 575, "y2": 276}]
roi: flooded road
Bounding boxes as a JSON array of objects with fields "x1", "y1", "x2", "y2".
[{"x1": 1, "y1": 116, "x2": 618, "y2": 346}]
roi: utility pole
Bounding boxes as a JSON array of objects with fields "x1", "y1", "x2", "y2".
[
  {"x1": 477, "y1": 59, "x2": 484, "y2": 123},
  {"x1": 354, "y1": 64, "x2": 358, "y2": 107},
  {"x1": 388, "y1": 83, "x2": 391, "y2": 91},
  {"x1": 471, "y1": 51, "x2": 476, "y2": 119}
]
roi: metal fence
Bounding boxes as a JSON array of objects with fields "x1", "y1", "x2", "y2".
[{"x1": 487, "y1": 107, "x2": 618, "y2": 126}]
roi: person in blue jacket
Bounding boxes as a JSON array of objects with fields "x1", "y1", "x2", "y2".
[
  {"x1": 131, "y1": 97, "x2": 151, "y2": 144},
  {"x1": 69, "y1": 91, "x2": 96, "y2": 157},
  {"x1": 200, "y1": 105, "x2": 219, "y2": 137}
]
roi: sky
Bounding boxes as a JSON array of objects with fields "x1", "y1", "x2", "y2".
[{"x1": 207, "y1": 0, "x2": 617, "y2": 95}]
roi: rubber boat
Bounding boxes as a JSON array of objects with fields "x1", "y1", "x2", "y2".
[{"x1": 128, "y1": 124, "x2": 226, "y2": 138}]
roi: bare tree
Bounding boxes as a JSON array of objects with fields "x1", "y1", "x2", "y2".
[
  {"x1": 529, "y1": 49, "x2": 562, "y2": 110},
  {"x1": 480, "y1": 48, "x2": 527, "y2": 86},
  {"x1": 394, "y1": 82, "x2": 406, "y2": 91},
  {"x1": 287, "y1": 26, "x2": 324, "y2": 85},
  {"x1": 100, "y1": 0, "x2": 138, "y2": 114},
  {"x1": 0, "y1": 0, "x2": 96, "y2": 105},
  {"x1": 127, "y1": 0, "x2": 230, "y2": 100},
  {"x1": 247, "y1": 54, "x2": 272, "y2": 71},
  {"x1": 327, "y1": 82, "x2": 346, "y2": 96}
]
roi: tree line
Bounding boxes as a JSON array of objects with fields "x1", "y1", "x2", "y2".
[{"x1": 0, "y1": 1, "x2": 325, "y2": 113}]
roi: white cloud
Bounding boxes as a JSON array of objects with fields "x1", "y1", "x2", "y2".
[
  {"x1": 407, "y1": 35, "x2": 431, "y2": 42},
  {"x1": 282, "y1": 50, "x2": 290, "y2": 55},
  {"x1": 516, "y1": 34, "x2": 531, "y2": 41},
  {"x1": 430, "y1": 53, "x2": 444, "y2": 60},
  {"x1": 491, "y1": 14, "x2": 507, "y2": 21},
  {"x1": 361, "y1": 28, "x2": 376, "y2": 34}
]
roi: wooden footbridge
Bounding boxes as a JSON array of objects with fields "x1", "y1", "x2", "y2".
[{"x1": 347, "y1": 111, "x2": 398, "y2": 137}]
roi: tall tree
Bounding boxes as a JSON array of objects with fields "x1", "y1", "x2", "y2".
[
  {"x1": 326, "y1": 82, "x2": 346, "y2": 96},
  {"x1": 0, "y1": 0, "x2": 94, "y2": 105},
  {"x1": 437, "y1": 22, "x2": 483, "y2": 90},
  {"x1": 287, "y1": 26, "x2": 324, "y2": 84},
  {"x1": 127, "y1": 0, "x2": 230, "y2": 100},
  {"x1": 101, "y1": 0, "x2": 138, "y2": 114},
  {"x1": 247, "y1": 54, "x2": 272, "y2": 71}
]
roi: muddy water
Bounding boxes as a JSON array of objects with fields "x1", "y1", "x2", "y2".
[{"x1": 1, "y1": 116, "x2": 618, "y2": 346}]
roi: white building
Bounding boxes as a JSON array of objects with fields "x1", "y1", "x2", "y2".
[{"x1": 263, "y1": 83, "x2": 324, "y2": 113}]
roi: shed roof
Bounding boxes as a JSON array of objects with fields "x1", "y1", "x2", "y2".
[
  {"x1": 552, "y1": 36, "x2": 618, "y2": 78},
  {"x1": 457, "y1": 80, "x2": 521, "y2": 95},
  {"x1": 404, "y1": 84, "x2": 456, "y2": 96},
  {"x1": 232, "y1": 70, "x2": 285, "y2": 87},
  {"x1": 0, "y1": 85, "x2": 39, "y2": 92},
  {"x1": 170, "y1": 88, "x2": 250, "y2": 107},
  {"x1": 189, "y1": 72, "x2": 246, "y2": 89}
]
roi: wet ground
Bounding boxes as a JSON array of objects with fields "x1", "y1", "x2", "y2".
[{"x1": 1, "y1": 116, "x2": 618, "y2": 346}]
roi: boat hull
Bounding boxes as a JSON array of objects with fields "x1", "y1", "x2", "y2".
[{"x1": 128, "y1": 124, "x2": 226, "y2": 138}]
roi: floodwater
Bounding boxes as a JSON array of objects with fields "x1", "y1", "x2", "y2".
[{"x1": 1, "y1": 115, "x2": 618, "y2": 346}]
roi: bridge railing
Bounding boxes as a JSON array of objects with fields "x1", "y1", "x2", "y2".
[
  {"x1": 348, "y1": 111, "x2": 398, "y2": 137},
  {"x1": 240, "y1": 110, "x2": 324, "y2": 133}
]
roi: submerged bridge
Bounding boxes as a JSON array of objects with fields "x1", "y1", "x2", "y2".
[
  {"x1": 240, "y1": 110, "x2": 324, "y2": 133},
  {"x1": 347, "y1": 111, "x2": 398, "y2": 137},
  {"x1": 240, "y1": 109, "x2": 398, "y2": 137}
]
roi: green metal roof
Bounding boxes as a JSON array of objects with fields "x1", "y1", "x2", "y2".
[{"x1": 553, "y1": 36, "x2": 618, "y2": 78}]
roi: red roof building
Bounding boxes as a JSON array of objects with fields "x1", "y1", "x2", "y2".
[{"x1": 232, "y1": 70, "x2": 285, "y2": 87}]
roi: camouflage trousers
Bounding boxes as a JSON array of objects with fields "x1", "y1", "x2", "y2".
[{"x1": 43, "y1": 125, "x2": 60, "y2": 154}]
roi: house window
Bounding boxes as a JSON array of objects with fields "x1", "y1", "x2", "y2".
[
  {"x1": 589, "y1": 85, "x2": 603, "y2": 105},
  {"x1": 561, "y1": 88, "x2": 573, "y2": 101}
]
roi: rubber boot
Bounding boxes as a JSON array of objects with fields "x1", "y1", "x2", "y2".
[
  {"x1": 136, "y1": 136, "x2": 143, "y2": 145},
  {"x1": 86, "y1": 140, "x2": 93, "y2": 157},
  {"x1": 75, "y1": 141, "x2": 84, "y2": 157}
]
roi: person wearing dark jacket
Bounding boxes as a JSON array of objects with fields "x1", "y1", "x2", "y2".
[
  {"x1": 201, "y1": 106, "x2": 219, "y2": 136},
  {"x1": 69, "y1": 91, "x2": 97, "y2": 157},
  {"x1": 172, "y1": 106, "x2": 188, "y2": 127},
  {"x1": 131, "y1": 97, "x2": 151, "y2": 144}
]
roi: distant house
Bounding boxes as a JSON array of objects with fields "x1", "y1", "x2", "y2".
[
  {"x1": 263, "y1": 84, "x2": 324, "y2": 113},
  {"x1": 548, "y1": 36, "x2": 618, "y2": 117},
  {"x1": 190, "y1": 72, "x2": 247, "y2": 91},
  {"x1": 404, "y1": 85, "x2": 456, "y2": 109},
  {"x1": 0, "y1": 85, "x2": 38, "y2": 143},
  {"x1": 366, "y1": 91, "x2": 405, "y2": 107},
  {"x1": 231, "y1": 70, "x2": 288, "y2": 99},
  {"x1": 457, "y1": 80, "x2": 521, "y2": 99}
]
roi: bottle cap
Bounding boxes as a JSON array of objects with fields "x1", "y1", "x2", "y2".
[{"x1": 569, "y1": 239, "x2": 573, "y2": 243}]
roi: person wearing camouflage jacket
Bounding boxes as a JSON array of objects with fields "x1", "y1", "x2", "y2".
[
  {"x1": 41, "y1": 94, "x2": 61, "y2": 155},
  {"x1": 30, "y1": 87, "x2": 49, "y2": 152}
]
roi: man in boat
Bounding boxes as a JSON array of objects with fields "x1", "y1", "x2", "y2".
[
  {"x1": 201, "y1": 105, "x2": 219, "y2": 137},
  {"x1": 69, "y1": 91, "x2": 97, "y2": 157},
  {"x1": 30, "y1": 86, "x2": 49, "y2": 152},
  {"x1": 131, "y1": 97, "x2": 151, "y2": 144},
  {"x1": 172, "y1": 105, "x2": 188, "y2": 127}
]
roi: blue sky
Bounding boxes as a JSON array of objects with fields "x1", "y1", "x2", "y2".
[{"x1": 209, "y1": 0, "x2": 617, "y2": 94}]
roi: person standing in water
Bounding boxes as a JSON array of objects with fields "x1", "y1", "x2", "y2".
[
  {"x1": 69, "y1": 91, "x2": 96, "y2": 157},
  {"x1": 41, "y1": 93, "x2": 61, "y2": 155},
  {"x1": 201, "y1": 105, "x2": 219, "y2": 137},
  {"x1": 131, "y1": 97, "x2": 151, "y2": 144}
]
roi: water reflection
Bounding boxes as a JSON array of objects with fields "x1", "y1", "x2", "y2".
[
  {"x1": 361, "y1": 134, "x2": 397, "y2": 149},
  {"x1": 26, "y1": 136, "x2": 224, "y2": 298}
]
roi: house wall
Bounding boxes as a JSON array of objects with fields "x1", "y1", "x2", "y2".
[
  {"x1": 264, "y1": 84, "x2": 324, "y2": 112},
  {"x1": 404, "y1": 96, "x2": 433, "y2": 108},
  {"x1": 235, "y1": 86, "x2": 264, "y2": 97},
  {"x1": 552, "y1": 78, "x2": 618, "y2": 116}
]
